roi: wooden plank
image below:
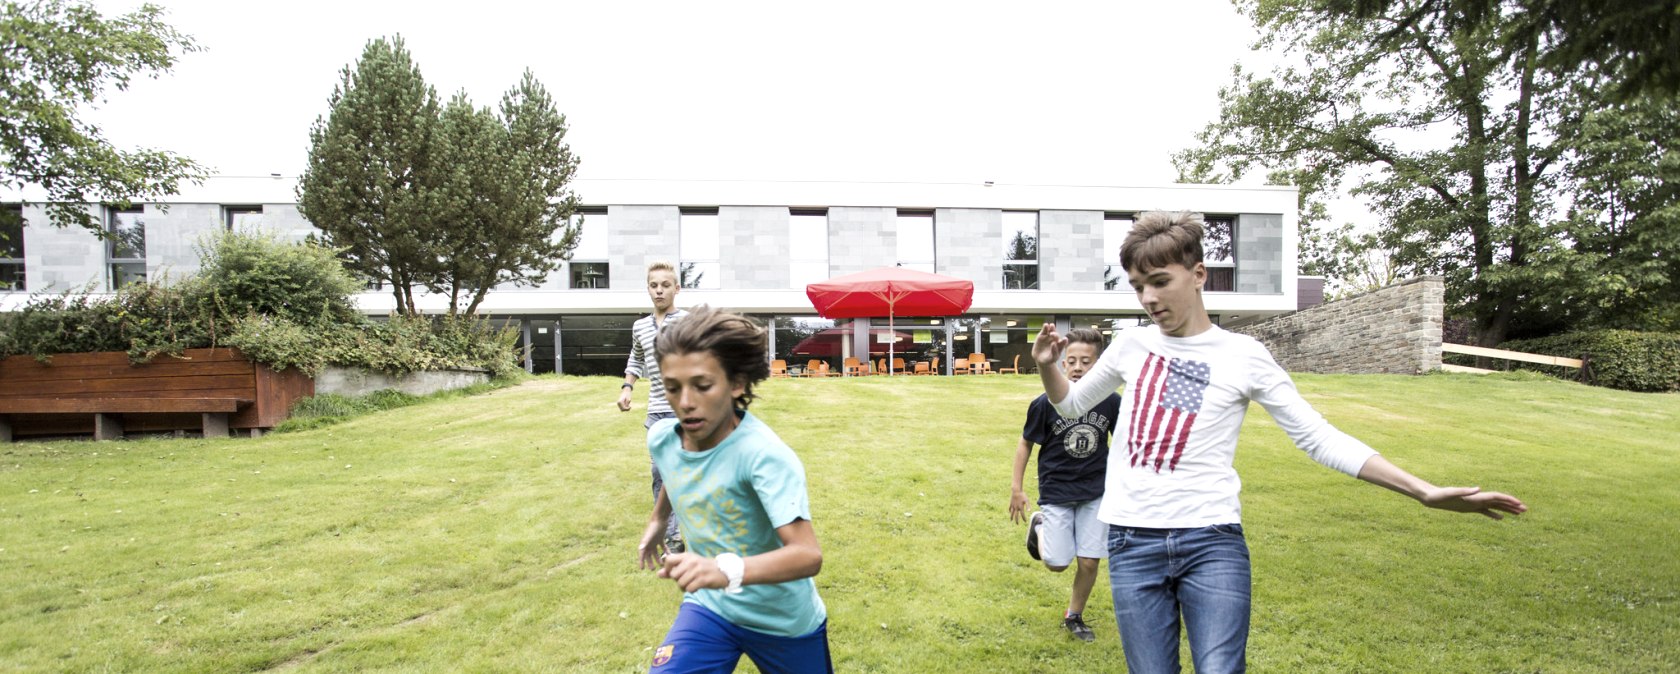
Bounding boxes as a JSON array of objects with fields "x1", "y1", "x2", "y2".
[
  {"x1": 0, "y1": 398, "x2": 249, "y2": 414},
  {"x1": 10, "y1": 374, "x2": 257, "y2": 397},
  {"x1": 0, "y1": 359, "x2": 254, "y2": 384},
  {"x1": 0, "y1": 347, "x2": 248, "y2": 371},
  {"x1": 1440, "y1": 363, "x2": 1495, "y2": 374},
  {"x1": 1442, "y1": 343, "x2": 1583, "y2": 368}
]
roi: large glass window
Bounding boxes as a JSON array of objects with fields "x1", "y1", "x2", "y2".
[
  {"x1": 774, "y1": 316, "x2": 838, "y2": 375},
  {"x1": 1, "y1": 204, "x2": 23, "y2": 291},
  {"x1": 223, "y1": 205, "x2": 264, "y2": 231},
  {"x1": 571, "y1": 262, "x2": 609, "y2": 289},
  {"x1": 569, "y1": 207, "x2": 609, "y2": 289},
  {"x1": 1102, "y1": 212, "x2": 1132, "y2": 290},
  {"x1": 556, "y1": 314, "x2": 635, "y2": 375},
  {"x1": 107, "y1": 206, "x2": 146, "y2": 288},
  {"x1": 789, "y1": 209, "x2": 829, "y2": 288},
  {"x1": 1002, "y1": 210, "x2": 1038, "y2": 289},
  {"x1": 896, "y1": 210, "x2": 934, "y2": 272},
  {"x1": 680, "y1": 208, "x2": 720, "y2": 289},
  {"x1": 1204, "y1": 215, "x2": 1236, "y2": 292}
]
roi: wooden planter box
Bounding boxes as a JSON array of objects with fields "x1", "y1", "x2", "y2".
[{"x1": 0, "y1": 348, "x2": 313, "y2": 441}]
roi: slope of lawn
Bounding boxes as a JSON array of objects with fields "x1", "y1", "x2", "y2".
[{"x1": 1, "y1": 372, "x2": 1675, "y2": 672}]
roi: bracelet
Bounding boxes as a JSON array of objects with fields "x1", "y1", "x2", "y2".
[{"x1": 621, "y1": 383, "x2": 634, "y2": 389}]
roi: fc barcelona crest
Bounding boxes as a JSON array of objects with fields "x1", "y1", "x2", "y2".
[{"x1": 652, "y1": 644, "x2": 674, "y2": 667}]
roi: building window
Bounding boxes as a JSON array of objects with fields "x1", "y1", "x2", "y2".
[
  {"x1": 680, "y1": 208, "x2": 720, "y2": 289},
  {"x1": 571, "y1": 262, "x2": 609, "y2": 289},
  {"x1": 896, "y1": 210, "x2": 934, "y2": 272},
  {"x1": 1, "y1": 204, "x2": 23, "y2": 291},
  {"x1": 107, "y1": 206, "x2": 146, "y2": 288},
  {"x1": 1204, "y1": 215, "x2": 1236, "y2": 292},
  {"x1": 1002, "y1": 210, "x2": 1038, "y2": 289},
  {"x1": 223, "y1": 205, "x2": 264, "y2": 231},
  {"x1": 789, "y1": 208, "x2": 829, "y2": 287},
  {"x1": 1102, "y1": 212, "x2": 1132, "y2": 290}
]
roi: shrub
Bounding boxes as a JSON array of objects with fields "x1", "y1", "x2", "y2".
[
  {"x1": 1501, "y1": 330, "x2": 1680, "y2": 392},
  {"x1": 0, "y1": 280, "x2": 214, "y2": 362},
  {"x1": 1, "y1": 233, "x2": 519, "y2": 379},
  {"x1": 222, "y1": 312, "x2": 520, "y2": 378},
  {"x1": 195, "y1": 230, "x2": 361, "y2": 328}
]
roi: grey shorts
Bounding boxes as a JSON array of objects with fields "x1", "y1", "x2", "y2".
[{"x1": 1039, "y1": 498, "x2": 1105, "y2": 567}]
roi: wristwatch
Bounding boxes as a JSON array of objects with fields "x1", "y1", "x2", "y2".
[{"x1": 715, "y1": 552, "x2": 744, "y2": 594}]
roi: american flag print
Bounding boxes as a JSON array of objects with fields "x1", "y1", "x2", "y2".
[{"x1": 1127, "y1": 353, "x2": 1211, "y2": 472}]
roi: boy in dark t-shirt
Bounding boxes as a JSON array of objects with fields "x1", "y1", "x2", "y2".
[{"x1": 1009, "y1": 327, "x2": 1121, "y2": 643}]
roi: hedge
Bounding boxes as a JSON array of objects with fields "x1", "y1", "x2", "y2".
[{"x1": 1500, "y1": 330, "x2": 1680, "y2": 393}]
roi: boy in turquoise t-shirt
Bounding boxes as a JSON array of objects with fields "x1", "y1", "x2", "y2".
[{"x1": 637, "y1": 306, "x2": 830, "y2": 673}]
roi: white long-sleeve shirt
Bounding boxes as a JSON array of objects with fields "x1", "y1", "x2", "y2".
[{"x1": 1054, "y1": 325, "x2": 1378, "y2": 528}]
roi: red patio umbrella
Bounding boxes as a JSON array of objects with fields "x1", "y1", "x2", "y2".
[{"x1": 805, "y1": 267, "x2": 975, "y2": 375}]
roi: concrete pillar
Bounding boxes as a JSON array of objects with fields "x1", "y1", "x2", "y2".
[
  {"x1": 94, "y1": 413, "x2": 122, "y2": 441},
  {"x1": 202, "y1": 412, "x2": 230, "y2": 438}
]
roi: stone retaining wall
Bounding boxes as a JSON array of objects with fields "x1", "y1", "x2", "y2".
[
  {"x1": 315, "y1": 367, "x2": 491, "y2": 397},
  {"x1": 1232, "y1": 276, "x2": 1444, "y2": 374}
]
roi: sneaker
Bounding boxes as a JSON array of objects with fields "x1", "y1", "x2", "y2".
[
  {"x1": 1064, "y1": 612, "x2": 1096, "y2": 643},
  {"x1": 664, "y1": 534, "x2": 685, "y2": 555},
  {"x1": 1025, "y1": 511, "x2": 1043, "y2": 561}
]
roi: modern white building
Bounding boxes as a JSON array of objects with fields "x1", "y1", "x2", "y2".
[{"x1": 1, "y1": 176, "x2": 1305, "y2": 375}]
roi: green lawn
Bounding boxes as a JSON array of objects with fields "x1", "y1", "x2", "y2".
[{"x1": 2, "y1": 373, "x2": 1676, "y2": 672}]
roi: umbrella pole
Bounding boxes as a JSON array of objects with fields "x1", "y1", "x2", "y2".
[{"x1": 888, "y1": 308, "x2": 894, "y2": 376}]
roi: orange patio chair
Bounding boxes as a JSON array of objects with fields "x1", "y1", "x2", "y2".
[
  {"x1": 843, "y1": 357, "x2": 866, "y2": 377},
  {"x1": 913, "y1": 361, "x2": 931, "y2": 375},
  {"x1": 771, "y1": 359, "x2": 790, "y2": 378},
  {"x1": 997, "y1": 355, "x2": 1021, "y2": 375}
]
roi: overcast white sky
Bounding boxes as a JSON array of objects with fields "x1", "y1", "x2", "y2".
[{"x1": 85, "y1": 0, "x2": 1281, "y2": 190}]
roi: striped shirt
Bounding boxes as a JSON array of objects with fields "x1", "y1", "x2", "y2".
[{"x1": 625, "y1": 309, "x2": 688, "y2": 416}]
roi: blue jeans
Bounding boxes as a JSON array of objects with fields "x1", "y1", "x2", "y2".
[{"x1": 1107, "y1": 524, "x2": 1251, "y2": 674}]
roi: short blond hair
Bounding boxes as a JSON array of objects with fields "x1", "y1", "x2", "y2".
[
  {"x1": 646, "y1": 260, "x2": 676, "y2": 278},
  {"x1": 1120, "y1": 211, "x2": 1205, "y2": 273}
]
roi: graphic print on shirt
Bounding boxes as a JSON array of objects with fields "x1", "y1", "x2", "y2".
[
  {"x1": 1127, "y1": 353, "x2": 1211, "y2": 472},
  {"x1": 1049, "y1": 409, "x2": 1110, "y2": 459},
  {"x1": 673, "y1": 462, "x2": 750, "y2": 551}
]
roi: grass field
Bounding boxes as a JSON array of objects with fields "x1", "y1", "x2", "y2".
[{"x1": 2, "y1": 372, "x2": 1676, "y2": 672}]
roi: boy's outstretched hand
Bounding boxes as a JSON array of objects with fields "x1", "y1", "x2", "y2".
[
  {"x1": 1032, "y1": 323, "x2": 1066, "y2": 367},
  {"x1": 1419, "y1": 486, "x2": 1528, "y2": 520}
]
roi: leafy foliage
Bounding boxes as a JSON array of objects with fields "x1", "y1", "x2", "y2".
[
  {"x1": 0, "y1": 233, "x2": 519, "y2": 377},
  {"x1": 0, "y1": 0, "x2": 206, "y2": 235},
  {"x1": 1323, "y1": 0, "x2": 1680, "y2": 100},
  {"x1": 1501, "y1": 330, "x2": 1680, "y2": 393},
  {"x1": 1177, "y1": 0, "x2": 1680, "y2": 344},
  {"x1": 194, "y1": 229, "x2": 363, "y2": 328}
]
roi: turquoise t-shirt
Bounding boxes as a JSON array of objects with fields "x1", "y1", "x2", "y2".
[{"x1": 649, "y1": 412, "x2": 827, "y2": 637}]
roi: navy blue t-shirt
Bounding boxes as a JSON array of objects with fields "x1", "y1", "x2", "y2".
[{"x1": 1022, "y1": 392, "x2": 1121, "y2": 505}]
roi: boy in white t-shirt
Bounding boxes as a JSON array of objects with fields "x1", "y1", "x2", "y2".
[{"x1": 1031, "y1": 210, "x2": 1526, "y2": 674}]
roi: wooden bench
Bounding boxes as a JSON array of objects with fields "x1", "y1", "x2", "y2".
[{"x1": 0, "y1": 348, "x2": 312, "y2": 441}]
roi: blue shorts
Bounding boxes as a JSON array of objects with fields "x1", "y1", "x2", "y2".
[{"x1": 650, "y1": 602, "x2": 832, "y2": 674}]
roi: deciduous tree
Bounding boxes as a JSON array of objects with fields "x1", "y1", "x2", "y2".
[{"x1": 0, "y1": 0, "x2": 205, "y2": 235}]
